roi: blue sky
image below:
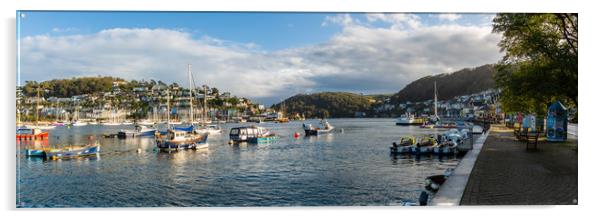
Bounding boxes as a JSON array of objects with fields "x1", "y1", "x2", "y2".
[{"x1": 18, "y1": 11, "x2": 501, "y2": 105}]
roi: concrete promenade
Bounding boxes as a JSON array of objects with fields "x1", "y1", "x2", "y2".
[
  {"x1": 460, "y1": 125, "x2": 578, "y2": 205},
  {"x1": 430, "y1": 131, "x2": 489, "y2": 206}
]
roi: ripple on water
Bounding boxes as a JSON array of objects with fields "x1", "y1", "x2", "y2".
[{"x1": 17, "y1": 119, "x2": 464, "y2": 207}]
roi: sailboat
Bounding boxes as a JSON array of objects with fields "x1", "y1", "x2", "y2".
[
  {"x1": 195, "y1": 85, "x2": 222, "y2": 135},
  {"x1": 25, "y1": 88, "x2": 55, "y2": 130},
  {"x1": 276, "y1": 100, "x2": 289, "y2": 123},
  {"x1": 103, "y1": 106, "x2": 121, "y2": 126},
  {"x1": 156, "y1": 65, "x2": 209, "y2": 150},
  {"x1": 71, "y1": 106, "x2": 88, "y2": 126},
  {"x1": 19, "y1": 88, "x2": 51, "y2": 140},
  {"x1": 420, "y1": 81, "x2": 454, "y2": 129}
]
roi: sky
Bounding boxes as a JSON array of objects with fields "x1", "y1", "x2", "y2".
[{"x1": 17, "y1": 11, "x2": 502, "y2": 105}]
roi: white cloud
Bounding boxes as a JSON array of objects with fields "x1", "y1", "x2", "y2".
[
  {"x1": 436, "y1": 13, "x2": 462, "y2": 22},
  {"x1": 365, "y1": 13, "x2": 422, "y2": 29},
  {"x1": 20, "y1": 14, "x2": 502, "y2": 105}
]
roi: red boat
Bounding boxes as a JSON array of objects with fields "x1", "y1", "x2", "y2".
[{"x1": 16, "y1": 128, "x2": 49, "y2": 140}]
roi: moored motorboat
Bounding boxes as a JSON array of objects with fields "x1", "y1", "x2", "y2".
[
  {"x1": 303, "y1": 120, "x2": 334, "y2": 136},
  {"x1": 395, "y1": 114, "x2": 425, "y2": 126},
  {"x1": 229, "y1": 126, "x2": 278, "y2": 143},
  {"x1": 410, "y1": 136, "x2": 438, "y2": 154},
  {"x1": 433, "y1": 139, "x2": 458, "y2": 155},
  {"x1": 390, "y1": 136, "x2": 416, "y2": 154}
]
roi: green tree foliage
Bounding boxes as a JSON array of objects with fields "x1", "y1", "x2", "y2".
[
  {"x1": 274, "y1": 92, "x2": 374, "y2": 118},
  {"x1": 22, "y1": 77, "x2": 118, "y2": 97},
  {"x1": 492, "y1": 13, "x2": 577, "y2": 115}
]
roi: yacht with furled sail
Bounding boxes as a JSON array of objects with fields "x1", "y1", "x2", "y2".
[
  {"x1": 420, "y1": 81, "x2": 442, "y2": 128},
  {"x1": 71, "y1": 106, "x2": 88, "y2": 126},
  {"x1": 155, "y1": 65, "x2": 209, "y2": 150},
  {"x1": 195, "y1": 85, "x2": 222, "y2": 135},
  {"x1": 103, "y1": 106, "x2": 121, "y2": 126},
  {"x1": 25, "y1": 88, "x2": 55, "y2": 130}
]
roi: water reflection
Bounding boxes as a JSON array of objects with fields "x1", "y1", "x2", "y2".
[{"x1": 18, "y1": 119, "x2": 463, "y2": 207}]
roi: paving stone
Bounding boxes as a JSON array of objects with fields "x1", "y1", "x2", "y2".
[{"x1": 460, "y1": 125, "x2": 578, "y2": 205}]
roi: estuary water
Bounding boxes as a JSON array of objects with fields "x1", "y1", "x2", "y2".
[{"x1": 17, "y1": 118, "x2": 461, "y2": 207}]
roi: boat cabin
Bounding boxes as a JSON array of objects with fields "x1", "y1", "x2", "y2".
[
  {"x1": 230, "y1": 126, "x2": 270, "y2": 142},
  {"x1": 166, "y1": 129, "x2": 189, "y2": 141},
  {"x1": 17, "y1": 128, "x2": 43, "y2": 135}
]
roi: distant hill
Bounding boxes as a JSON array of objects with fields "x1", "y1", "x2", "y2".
[
  {"x1": 273, "y1": 92, "x2": 376, "y2": 118},
  {"x1": 391, "y1": 64, "x2": 495, "y2": 103}
]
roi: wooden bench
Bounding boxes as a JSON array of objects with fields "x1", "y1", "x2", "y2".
[{"x1": 525, "y1": 131, "x2": 540, "y2": 151}]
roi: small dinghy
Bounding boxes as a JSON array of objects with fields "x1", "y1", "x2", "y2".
[
  {"x1": 425, "y1": 168, "x2": 454, "y2": 191},
  {"x1": 46, "y1": 144, "x2": 100, "y2": 160}
]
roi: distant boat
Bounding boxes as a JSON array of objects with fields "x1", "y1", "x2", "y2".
[
  {"x1": 88, "y1": 121, "x2": 98, "y2": 125},
  {"x1": 395, "y1": 114, "x2": 425, "y2": 126},
  {"x1": 229, "y1": 126, "x2": 278, "y2": 143},
  {"x1": 117, "y1": 125, "x2": 157, "y2": 138},
  {"x1": 52, "y1": 121, "x2": 67, "y2": 126},
  {"x1": 25, "y1": 124, "x2": 56, "y2": 130},
  {"x1": 137, "y1": 120, "x2": 155, "y2": 126},
  {"x1": 103, "y1": 122, "x2": 121, "y2": 126},
  {"x1": 71, "y1": 120, "x2": 88, "y2": 126},
  {"x1": 303, "y1": 120, "x2": 335, "y2": 135},
  {"x1": 195, "y1": 124, "x2": 222, "y2": 135},
  {"x1": 121, "y1": 120, "x2": 134, "y2": 125},
  {"x1": 168, "y1": 121, "x2": 183, "y2": 125}
]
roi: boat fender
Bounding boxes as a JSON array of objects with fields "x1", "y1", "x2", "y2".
[{"x1": 419, "y1": 191, "x2": 428, "y2": 206}]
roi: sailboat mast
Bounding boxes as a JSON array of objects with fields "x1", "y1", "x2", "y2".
[
  {"x1": 35, "y1": 88, "x2": 40, "y2": 126},
  {"x1": 188, "y1": 64, "x2": 194, "y2": 124},
  {"x1": 434, "y1": 81, "x2": 438, "y2": 119},
  {"x1": 167, "y1": 89, "x2": 171, "y2": 129},
  {"x1": 203, "y1": 85, "x2": 207, "y2": 127}
]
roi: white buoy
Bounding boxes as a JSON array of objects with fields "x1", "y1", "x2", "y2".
[
  {"x1": 340, "y1": 128, "x2": 344, "y2": 133},
  {"x1": 136, "y1": 148, "x2": 142, "y2": 153},
  {"x1": 228, "y1": 140, "x2": 234, "y2": 145}
]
